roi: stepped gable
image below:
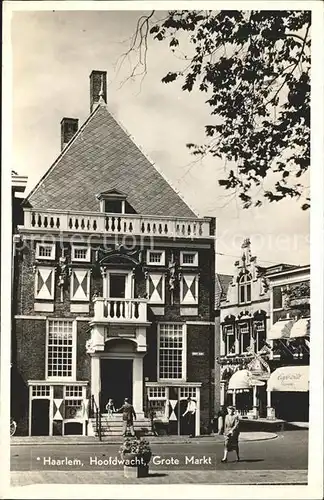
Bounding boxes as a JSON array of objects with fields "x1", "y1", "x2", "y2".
[{"x1": 25, "y1": 104, "x2": 197, "y2": 218}]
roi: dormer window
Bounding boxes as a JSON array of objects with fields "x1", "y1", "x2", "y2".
[
  {"x1": 238, "y1": 272, "x2": 252, "y2": 304},
  {"x1": 96, "y1": 189, "x2": 136, "y2": 215}
]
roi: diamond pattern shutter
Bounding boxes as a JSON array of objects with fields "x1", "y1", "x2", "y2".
[
  {"x1": 181, "y1": 274, "x2": 198, "y2": 305},
  {"x1": 71, "y1": 269, "x2": 90, "y2": 301},
  {"x1": 147, "y1": 273, "x2": 165, "y2": 304},
  {"x1": 35, "y1": 267, "x2": 55, "y2": 300},
  {"x1": 53, "y1": 399, "x2": 64, "y2": 421}
]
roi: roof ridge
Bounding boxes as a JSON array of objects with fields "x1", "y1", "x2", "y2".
[
  {"x1": 23, "y1": 104, "x2": 102, "y2": 205},
  {"x1": 106, "y1": 106, "x2": 199, "y2": 218}
]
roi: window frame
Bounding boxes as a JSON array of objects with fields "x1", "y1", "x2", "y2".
[
  {"x1": 146, "y1": 250, "x2": 165, "y2": 266},
  {"x1": 238, "y1": 321, "x2": 251, "y2": 353},
  {"x1": 36, "y1": 242, "x2": 56, "y2": 261},
  {"x1": 71, "y1": 245, "x2": 91, "y2": 262},
  {"x1": 46, "y1": 319, "x2": 77, "y2": 381},
  {"x1": 238, "y1": 273, "x2": 252, "y2": 304},
  {"x1": 180, "y1": 251, "x2": 198, "y2": 267},
  {"x1": 157, "y1": 323, "x2": 187, "y2": 382},
  {"x1": 223, "y1": 323, "x2": 236, "y2": 355}
]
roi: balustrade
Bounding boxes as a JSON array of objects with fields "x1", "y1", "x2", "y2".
[
  {"x1": 22, "y1": 209, "x2": 212, "y2": 238},
  {"x1": 93, "y1": 297, "x2": 147, "y2": 323}
]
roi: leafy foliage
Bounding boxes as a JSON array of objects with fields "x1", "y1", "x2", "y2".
[
  {"x1": 120, "y1": 437, "x2": 151, "y2": 455},
  {"x1": 127, "y1": 10, "x2": 311, "y2": 209}
]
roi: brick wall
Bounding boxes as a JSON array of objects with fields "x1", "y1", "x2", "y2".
[
  {"x1": 76, "y1": 321, "x2": 91, "y2": 383},
  {"x1": 186, "y1": 324, "x2": 214, "y2": 433}
]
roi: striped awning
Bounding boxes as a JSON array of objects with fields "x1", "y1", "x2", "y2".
[
  {"x1": 267, "y1": 319, "x2": 295, "y2": 340},
  {"x1": 290, "y1": 318, "x2": 310, "y2": 339}
]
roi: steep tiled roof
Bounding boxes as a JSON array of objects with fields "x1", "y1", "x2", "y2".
[
  {"x1": 215, "y1": 273, "x2": 233, "y2": 309},
  {"x1": 25, "y1": 104, "x2": 197, "y2": 218}
]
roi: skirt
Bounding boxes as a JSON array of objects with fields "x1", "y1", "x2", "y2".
[{"x1": 224, "y1": 433, "x2": 239, "y2": 451}]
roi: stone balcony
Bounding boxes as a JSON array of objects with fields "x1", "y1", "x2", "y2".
[
  {"x1": 86, "y1": 298, "x2": 150, "y2": 354},
  {"x1": 21, "y1": 208, "x2": 214, "y2": 239},
  {"x1": 92, "y1": 297, "x2": 148, "y2": 324}
]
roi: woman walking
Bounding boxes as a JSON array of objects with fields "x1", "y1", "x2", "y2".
[{"x1": 221, "y1": 406, "x2": 240, "y2": 463}]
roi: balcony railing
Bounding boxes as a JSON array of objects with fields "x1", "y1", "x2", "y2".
[
  {"x1": 22, "y1": 209, "x2": 213, "y2": 239},
  {"x1": 93, "y1": 297, "x2": 148, "y2": 323}
]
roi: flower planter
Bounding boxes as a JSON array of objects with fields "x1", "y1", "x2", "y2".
[{"x1": 122, "y1": 452, "x2": 151, "y2": 478}]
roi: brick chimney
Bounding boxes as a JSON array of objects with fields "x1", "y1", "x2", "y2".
[
  {"x1": 60, "y1": 118, "x2": 79, "y2": 151},
  {"x1": 90, "y1": 70, "x2": 107, "y2": 112}
]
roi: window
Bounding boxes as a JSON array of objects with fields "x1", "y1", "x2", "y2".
[
  {"x1": 180, "y1": 251, "x2": 198, "y2": 267},
  {"x1": 223, "y1": 324, "x2": 236, "y2": 355},
  {"x1": 71, "y1": 245, "x2": 90, "y2": 262},
  {"x1": 32, "y1": 385, "x2": 50, "y2": 397},
  {"x1": 158, "y1": 324, "x2": 186, "y2": 380},
  {"x1": 180, "y1": 387, "x2": 197, "y2": 399},
  {"x1": 104, "y1": 199, "x2": 123, "y2": 214},
  {"x1": 47, "y1": 320, "x2": 75, "y2": 379},
  {"x1": 273, "y1": 286, "x2": 283, "y2": 309},
  {"x1": 34, "y1": 267, "x2": 55, "y2": 300},
  {"x1": 238, "y1": 273, "x2": 252, "y2": 304},
  {"x1": 147, "y1": 387, "x2": 166, "y2": 399},
  {"x1": 70, "y1": 269, "x2": 90, "y2": 302},
  {"x1": 254, "y1": 320, "x2": 266, "y2": 352},
  {"x1": 64, "y1": 385, "x2": 83, "y2": 398},
  {"x1": 147, "y1": 250, "x2": 165, "y2": 266},
  {"x1": 238, "y1": 322, "x2": 251, "y2": 353},
  {"x1": 36, "y1": 242, "x2": 55, "y2": 260},
  {"x1": 180, "y1": 274, "x2": 198, "y2": 305}
]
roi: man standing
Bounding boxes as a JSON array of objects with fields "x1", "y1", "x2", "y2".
[
  {"x1": 182, "y1": 396, "x2": 197, "y2": 437},
  {"x1": 117, "y1": 398, "x2": 136, "y2": 437}
]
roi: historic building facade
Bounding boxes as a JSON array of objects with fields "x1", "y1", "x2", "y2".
[
  {"x1": 217, "y1": 240, "x2": 310, "y2": 422},
  {"x1": 12, "y1": 70, "x2": 216, "y2": 436}
]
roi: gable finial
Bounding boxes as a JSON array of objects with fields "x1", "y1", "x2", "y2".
[{"x1": 98, "y1": 74, "x2": 106, "y2": 104}]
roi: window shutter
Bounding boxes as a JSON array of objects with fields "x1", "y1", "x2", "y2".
[
  {"x1": 147, "y1": 273, "x2": 165, "y2": 304},
  {"x1": 181, "y1": 274, "x2": 198, "y2": 305},
  {"x1": 35, "y1": 267, "x2": 55, "y2": 300},
  {"x1": 71, "y1": 269, "x2": 90, "y2": 301}
]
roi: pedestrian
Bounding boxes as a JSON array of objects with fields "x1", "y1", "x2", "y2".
[
  {"x1": 117, "y1": 398, "x2": 136, "y2": 437},
  {"x1": 221, "y1": 406, "x2": 240, "y2": 463},
  {"x1": 182, "y1": 396, "x2": 197, "y2": 438},
  {"x1": 217, "y1": 406, "x2": 227, "y2": 435},
  {"x1": 105, "y1": 398, "x2": 115, "y2": 418},
  {"x1": 149, "y1": 403, "x2": 159, "y2": 436}
]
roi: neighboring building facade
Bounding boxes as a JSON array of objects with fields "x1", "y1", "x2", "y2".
[
  {"x1": 217, "y1": 240, "x2": 310, "y2": 422},
  {"x1": 12, "y1": 70, "x2": 216, "y2": 436}
]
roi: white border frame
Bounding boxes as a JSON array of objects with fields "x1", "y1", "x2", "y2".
[
  {"x1": 34, "y1": 266, "x2": 55, "y2": 300},
  {"x1": 146, "y1": 271, "x2": 165, "y2": 304},
  {"x1": 180, "y1": 273, "x2": 199, "y2": 305}
]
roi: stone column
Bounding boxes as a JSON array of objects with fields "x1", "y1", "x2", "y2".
[
  {"x1": 195, "y1": 387, "x2": 201, "y2": 437},
  {"x1": 220, "y1": 383, "x2": 225, "y2": 406},
  {"x1": 232, "y1": 389, "x2": 236, "y2": 407},
  {"x1": 91, "y1": 355, "x2": 101, "y2": 408},
  {"x1": 132, "y1": 356, "x2": 144, "y2": 419}
]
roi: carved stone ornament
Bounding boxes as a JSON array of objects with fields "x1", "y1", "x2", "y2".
[
  {"x1": 86, "y1": 339, "x2": 96, "y2": 354},
  {"x1": 57, "y1": 256, "x2": 69, "y2": 288}
]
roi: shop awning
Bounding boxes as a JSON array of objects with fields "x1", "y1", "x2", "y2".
[
  {"x1": 228, "y1": 369, "x2": 252, "y2": 390},
  {"x1": 267, "y1": 319, "x2": 295, "y2": 340},
  {"x1": 267, "y1": 366, "x2": 309, "y2": 392},
  {"x1": 289, "y1": 318, "x2": 310, "y2": 339}
]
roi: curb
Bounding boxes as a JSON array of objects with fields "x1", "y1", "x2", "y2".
[{"x1": 11, "y1": 432, "x2": 277, "y2": 446}]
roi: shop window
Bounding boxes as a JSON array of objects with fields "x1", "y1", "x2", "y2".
[
  {"x1": 158, "y1": 324, "x2": 186, "y2": 380},
  {"x1": 238, "y1": 273, "x2": 252, "y2": 304},
  {"x1": 147, "y1": 387, "x2": 166, "y2": 399},
  {"x1": 179, "y1": 387, "x2": 197, "y2": 399}
]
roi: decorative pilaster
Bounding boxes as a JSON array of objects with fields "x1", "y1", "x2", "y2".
[
  {"x1": 132, "y1": 356, "x2": 144, "y2": 418},
  {"x1": 91, "y1": 355, "x2": 101, "y2": 408}
]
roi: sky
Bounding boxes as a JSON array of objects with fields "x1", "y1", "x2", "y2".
[{"x1": 10, "y1": 8, "x2": 310, "y2": 275}]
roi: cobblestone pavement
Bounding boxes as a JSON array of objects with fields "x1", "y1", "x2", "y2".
[{"x1": 10, "y1": 469, "x2": 308, "y2": 486}]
